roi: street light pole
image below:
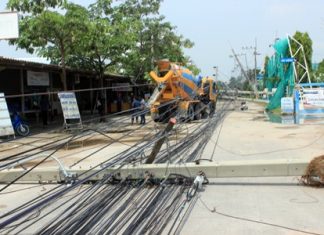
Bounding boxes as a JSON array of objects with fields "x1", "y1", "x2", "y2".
[{"x1": 213, "y1": 66, "x2": 218, "y2": 80}]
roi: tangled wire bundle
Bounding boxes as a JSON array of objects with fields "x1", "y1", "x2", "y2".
[{"x1": 301, "y1": 155, "x2": 324, "y2": 187}]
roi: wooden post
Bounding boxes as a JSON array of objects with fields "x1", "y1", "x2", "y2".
[
  {"x1": 20, "y1": 69, "x2": 25, "y2": 116},
  {"x1": 146, "y1": 118, "x2": 176, "y2": 164},
  {"x1": 90, "y1": 77, "x2": 93, "y2": 114}
]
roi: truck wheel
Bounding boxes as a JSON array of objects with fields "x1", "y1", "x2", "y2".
[
  {"x1": 209, "y1": 102, "x2": 216, "y2": 117},
  {"x1": 194, "y1": 103, "x2": 202, "y2": 120},
  {"x1": 187, "y1": 104, "x2": 194, "y2": 122},
  {"x1": 201, "y1": 104, "x2": 209, "y2": 119}
]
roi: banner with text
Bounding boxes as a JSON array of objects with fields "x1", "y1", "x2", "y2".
[
  {"x1": 296, "y1": 88, "x2": 324, "y2": 115},
  {"x1": 27, "y1": 71, "x2": 49, "y2": 86},
  {"x1": 58, "y1": 92, "x2": 81, "y2": 120},
  {"x1": 302, "y1": 89, "x2": 324, "y2": 108}
]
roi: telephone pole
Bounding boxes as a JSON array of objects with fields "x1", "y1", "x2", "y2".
[
  {"x1": 230, "y1": 48, "x2": 250, "y2": 82},
  {"x1": 242, "y1": 38, "x2": 261, "y2": 98}
]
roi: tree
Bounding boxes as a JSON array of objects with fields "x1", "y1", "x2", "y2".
[
  {"x1": 8, "y1": 1, "x2": 88, "y2": 90},
  {"x1": 108, "y1": 0, "x2": 198, "y2": 80},
  {"x1": 242, "y1": 80, "x2": 252, "y2": 91},
  {"x1": 262, "y1": 56, "x2": 270, "y2": 89},
  {"x1": 290, "y1": 31, "x2": 313, "y2": 82},
  {"x1": 8, "y1": 0, "x2": 199, "y2": 88},
  {"x1": 228, "y1": 76, "x2": 244, "y2": 90},
  {"x1": 185, "y1": 60, "x2": 201, "y2": 76},
  {"x1": 66, "y1": 0, "x2": 141, "y2": 81},
  {"x1": 313, "y1": 59, "x2": 324, "y2": 82},
  {"x1": 7, "y1": 0, "x2": 66, "y2": 14},
  {"x1": 120, "y1": 16, "x2": 197, "y2": 80}
]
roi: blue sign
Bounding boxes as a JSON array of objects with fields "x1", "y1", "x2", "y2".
[
  {"x1": 280, "y1": 57, "x2": 296, "y2": 63},
  {"x1": 257, "y1": 74, "x2": 264, "y2": 80}
]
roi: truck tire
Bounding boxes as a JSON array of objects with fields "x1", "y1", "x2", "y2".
[
  {"x1": 194, "y1": 103, "x2": 203, "y2": 120},
  {"x1": 187, "y1": 104, "x2": 194, "y2": 122},
  {"x1": 201, "y1": 103, "x2": 209, "y2": 119},
  {"x1": 209, "y1": 102, "x2": 216, "y2": 117}
]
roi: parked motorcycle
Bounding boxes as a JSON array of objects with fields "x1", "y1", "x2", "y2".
[{"x1": 12, "y1": 112, "x2": 30, "y2": 136}]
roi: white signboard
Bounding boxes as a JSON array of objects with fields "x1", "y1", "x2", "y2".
[
  {"x1": 27, "y1": 71, "x2": 50, "y2": 86},
  {"x1": 0, "y1": 93, "x2": 14, "y2": 136},
  {"x1": 281, "y1": 97, "x2": 294, "y2": 114},
  {"x1": 302, "y1": 89, "x2": 324, "y2": 107},
  {"x1": 0, "y1": 12, "x2": 19, "y2": 39},
  {"x1": 58, "y1": 92, "x2": 81, "y2": 120},
  {"x1": 112, "y1": 83, "x2": 132, "y2": 92},
  {"x1": 281, "y1": 115, "x2": 295, "y2": 125}
]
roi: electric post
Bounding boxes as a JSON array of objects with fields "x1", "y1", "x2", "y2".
[{"x1": 242, "y1": 39, "x2": 261, "y2": 98}]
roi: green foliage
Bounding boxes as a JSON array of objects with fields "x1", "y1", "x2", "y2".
[
  {"x1": 64, "y1": 1, "x2": 139, "y2": 78},
  {"x1": 262, "y1": 56, "x2": 270, "y2": 89},
  {"x1": 8, "y1": 0, "x2": 199, "y2": 84},
  {"x1": 313, "y1": 59, "x2": 324, "y2": 82},
  {"x1": 8, "y1": 2, "x2": 88, "y2": 89},
  {"x1": 263, "y1": 56, "x2": 269, "y2": 77},
  {"x1": 317, "y1": 60, "x2": 324, "y2": 74},
  {"x1": 228, "y1": 76, "x2": 244, "y2": 90},
  {"x1": 290, "y1": 31, "x2": 313, "y2": 82},
  {"x1": 111, "y1": 0, "x2": 197, "y2": 80},
  {"x1": 242, "y1": 80, "x2": 252, "y2": 91},
  {"x1": 7, "y1": 0, "x2": 66, "y2": 14},
  {"x1": 185, "y1": 61, "x2": 201, "y2": 76}
]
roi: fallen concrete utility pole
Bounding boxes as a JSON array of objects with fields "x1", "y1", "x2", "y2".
[
  {"x1": 0, "y1": 159, "x2": 308, "y2": 184},
  {"x1": 146, "y1": 118, "x2": 176, "y2": 164}
]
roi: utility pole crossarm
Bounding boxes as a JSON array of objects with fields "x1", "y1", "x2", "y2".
[{"x1": 231, "y1": 47, "x2": 259, "y2": 97}]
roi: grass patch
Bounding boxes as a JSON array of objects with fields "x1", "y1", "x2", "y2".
[{"x1": 268, "y1": 107, "x2": 281, "y2": 115}]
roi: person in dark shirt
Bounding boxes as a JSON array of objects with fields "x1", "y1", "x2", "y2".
[
  {"x1": 97, "y1": 96, "x2": 105, "y2": 122},
  {"x1": 131, "y1": 97, "x2": 141, "y2": 124},
  {"x1": 140, "y1": 98, "x2": 147, "y2": 125}
]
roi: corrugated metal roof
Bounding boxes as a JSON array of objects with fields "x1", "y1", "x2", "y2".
[
  {"x1": 0, "y1": 56, "x2": 63, "y2": 70},
  {"x1": 0, "y1": 56, "x2": 129, "y2": 79}
]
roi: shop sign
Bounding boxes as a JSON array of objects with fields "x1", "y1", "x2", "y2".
[
  {"x1": 112, "y1": 83, "x2": 132, "y2": 92},
  {"x1": 27, "y1": 71, "x2": 49, "y2": 86}
]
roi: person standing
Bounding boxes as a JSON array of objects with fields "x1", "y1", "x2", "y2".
[
  {"x1": 131, "y1": 97, "x2": 140, "y2": 124},
  {"x1": 140, "y1": 98, "x2": 147, "y2": 125},
  {"x1": 97, "y1": 96, "x2": 105, "y2": 122}
]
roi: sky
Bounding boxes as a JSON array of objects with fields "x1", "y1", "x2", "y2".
[{"x1": 0, "y1": 0, "x2": 324, "y2": 81}]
